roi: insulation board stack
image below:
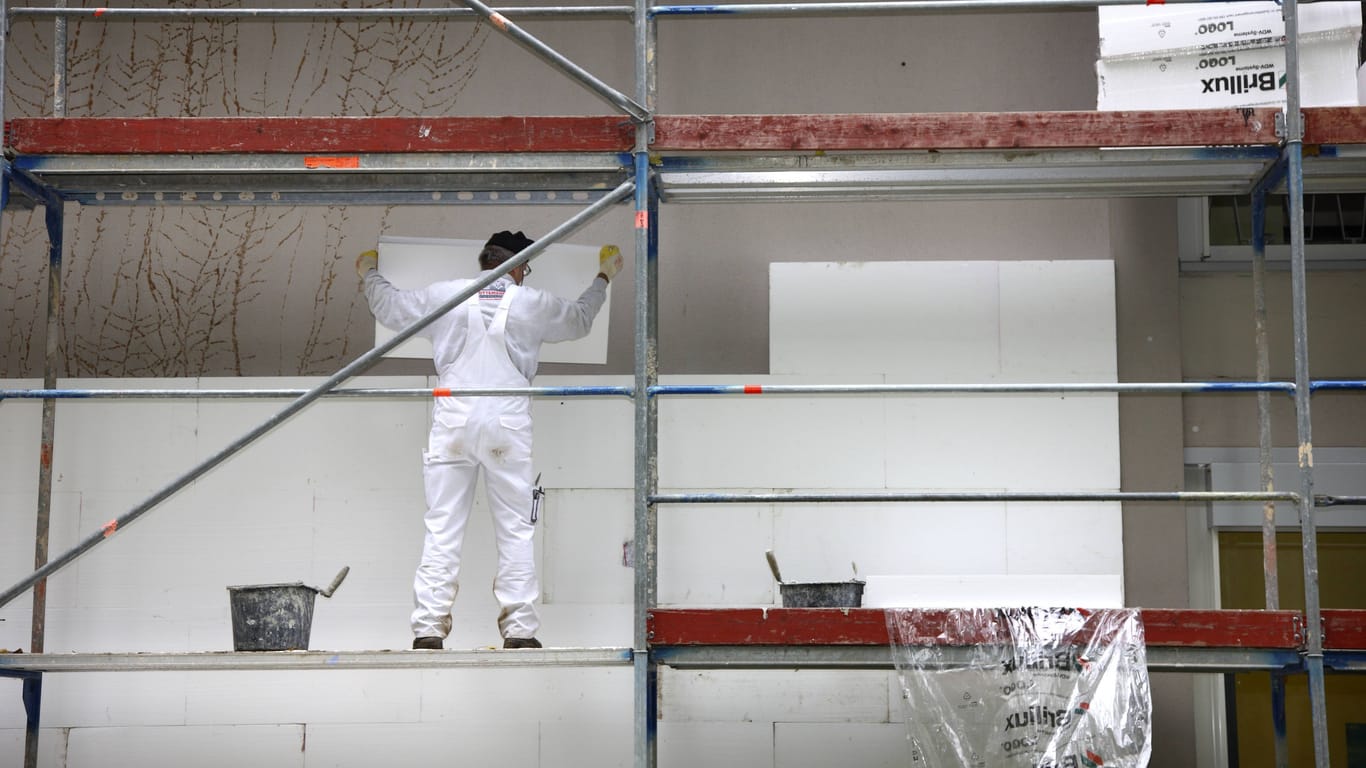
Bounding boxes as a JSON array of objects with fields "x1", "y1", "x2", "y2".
[{"x1": 1096, "y1": 2, "x2": 1362, "y2": 109}]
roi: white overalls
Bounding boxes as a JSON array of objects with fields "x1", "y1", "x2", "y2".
[
  {"x1": 414, "y1": 288, "x2": 539, "y2": 640},
  {"x1": 362, "y1": 268, "x2": 606, "y2": 643}
]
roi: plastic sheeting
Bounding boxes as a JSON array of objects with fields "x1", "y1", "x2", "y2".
[{"x1": 887, "y1": 608, "x2": 1151, "y2": 768}]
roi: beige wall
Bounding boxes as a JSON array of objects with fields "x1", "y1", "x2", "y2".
[
  {"x1": 1111, "y1": 197, "x2": 1198, "y2": 765},
  {"x1": 1182, "y1": 269, "x2": 1366, "y2": 447}
]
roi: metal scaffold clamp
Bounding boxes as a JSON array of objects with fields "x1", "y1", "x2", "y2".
[{"x1": 1275, "y1": 110, "x2": 1306, "y2": 140}]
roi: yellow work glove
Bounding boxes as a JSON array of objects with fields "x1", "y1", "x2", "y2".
[
  {"x1": 598, "y1": 244, "x2": 624, "y2": 282},
  {"x1": 355, "y1": 249, "x2": 378, "y2": 278}
]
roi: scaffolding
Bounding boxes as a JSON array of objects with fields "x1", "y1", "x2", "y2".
[{"x1": 0, "y1": 1, "x2": 1364, "y2": 768}]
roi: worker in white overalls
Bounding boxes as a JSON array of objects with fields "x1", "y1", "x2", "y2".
[{"x1": 357, "y1": 231, "x2": 623, "y2": 649}]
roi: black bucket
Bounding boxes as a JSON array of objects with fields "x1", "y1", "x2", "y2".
[
  {"x1": 780, "y1": 580, "x2": 865, "y2": 608},
  {"x1": 228, "y1": 583, "x2": 318, "y2": 651},
  {"x1": 227, "y1": 567, "x2": 349, "y2": 652}
]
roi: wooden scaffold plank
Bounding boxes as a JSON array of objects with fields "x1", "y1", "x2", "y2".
[
  {"x1": 4, "y1": 116, "x2": 637, "y2": 154},
  {"x1": 4, "y1": 109, "x2": 1310, "y2": 156},
  {"x1": 647, "y1": 608, "x2": 1317, "y2": 650}
]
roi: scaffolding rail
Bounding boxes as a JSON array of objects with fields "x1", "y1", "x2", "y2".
[{"x1": 1, "y1": 1, "x2": 1363, "y2": 768}]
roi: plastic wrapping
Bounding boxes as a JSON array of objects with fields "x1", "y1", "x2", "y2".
[{"x1": 887, "y1": 608, "x2": 1152, "y2": 768}]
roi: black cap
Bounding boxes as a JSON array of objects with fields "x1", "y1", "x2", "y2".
[{"x1": 486, "y1": 230, "x2": 535, "y2": 254}]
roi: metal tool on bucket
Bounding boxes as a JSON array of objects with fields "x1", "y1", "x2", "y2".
[
  {"x1": 766, "y1": 549, "x2": 864, "y2": 608},
  {"x1": 227, "y1": 566, "x2": 350, "y2": 651}
]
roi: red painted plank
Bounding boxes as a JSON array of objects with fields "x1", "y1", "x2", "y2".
[
  {"x1": 652, "y1": 110, "x2": 1285, "y2": 151},
  {"x1": 4, "y1": 116, "x2": 636, "y2": 154},
  {"x1": 5, "y1": 110, "x2": 1293, "y2": 155},
  {"x1": 14, "y1": 108, "x2": 1366, "y2": 155},
  {"x1": 1140, "y1": 609, "x2": 1302, "y2": 648},
  {"x1": 648, "y1": 608, "x2": 1308, "y2": 649},
  {"x1": 1324, "y1": 609, "x2": 1366, "y2": 650},
  {"x1": 649, "y1": 608, "x2": 892, "y2": 646},
  {"x1": 1304, "y1": 107, "x2": 1366, "y2": 146}
]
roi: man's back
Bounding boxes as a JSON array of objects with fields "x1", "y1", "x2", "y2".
[{"x1": 362, "y1": 269, "x2": 607, "y2": 382}]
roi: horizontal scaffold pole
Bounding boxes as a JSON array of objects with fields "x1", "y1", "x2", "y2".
[
  {"x1": 1315, "y1": 495, "x2": 1366, "y2": 507},
  {"x1": 1310, "y1": 380, "x2": 1366, "y2": 391},
  {"x1": 7, "y1": 0, "x2": 1246, "y2": 24},
  {"x1": 0, "y1": 648, "x2": 635, "y2": 673},
  {"x1": 8, "y1": 6, "x2": 632, "y2": 21},
  {"x1": 0, "y1": 179, "x2": 635, "y2": 611},
  {"x1": 651, "y1": 491, "x2": 1302, "y2": 504},
  {"x1": 14, "y1": 379, "x2": 1363, "y2": 401},
  {"x1": 651, "y1": 0, "x2": 1254, "y2": 15},
  {"x1": 648, "y1": 382, "x2": 1302, "y2": 396},
  {"x1": 0, "y1": 386, "x2": 633, "y2": 400},
  {"x1": 2, "y1": 380, "x2": 1336, "y2": 401}
]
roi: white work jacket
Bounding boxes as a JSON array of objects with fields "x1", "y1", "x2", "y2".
[{"x1": 362, "y1": 269, "x2": 607, "y2": 383}]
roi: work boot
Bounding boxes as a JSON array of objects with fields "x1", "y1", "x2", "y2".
[
  {"x1": 412, "y1": 636, "x2": 443, "y2": 650},
  {"x1": 502, "y1": 637, "x2": 542, "y2": 649}
]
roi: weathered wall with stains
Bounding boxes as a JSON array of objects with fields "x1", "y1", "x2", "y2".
[
  {"x1": 0, "y1": 1, "x2": 1104, "y2": 381},
  {"x1": 0, "y1": 2, "x2": 577, "y2": 378}
]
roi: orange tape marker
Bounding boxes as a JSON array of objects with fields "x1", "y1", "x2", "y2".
[
  {"x1": 102, "y1": 520, "x2": 118, "y2": 538},
  {"x1": 433, "y1": 388, "x2": 452, "y2": 398},
  {"x1": 490, "y1": 12, "x2": 509, "y2": 30},
  {"x1": 743, "y1": 385, "x2": 764, "y2": 394},
  {"x1": 635, "y1": 210, "x2": 649, "y2": 229},
  {"x1": 94, "y1": 8, "x2": 107, "y2": 16},
  {"x1": 303, "y1": 156, "x2": 360, "y2": 169}
]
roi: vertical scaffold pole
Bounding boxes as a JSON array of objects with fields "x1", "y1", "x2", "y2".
[
  {"x1": 25, "y1": 7, "x2": 67, "y2": 763},
  {"x1": 21, "y1": 673, "x2": 41, "y2": 768},
  {"x1": 631, "y1": 2, "x2": 659, "y2": 768},
  {"x1": 1251, "y1": 189, "x2": 1289, "y2": 768},
  {"x1": 1281, "y1": 0, "x2": 1331, "y2": 765},
  {"x1": 32, "y1": 0, "x2": 69, "y2": 663},
  {"x1": 54, "y1": 0, "x2": 67, "y2": 117},
  {"x1": 21, "y1": 196, "x2": 63, "y2": 768},
  {"x1": 1250, "y1": 190, "x2": 1280, "y2": 612}
]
